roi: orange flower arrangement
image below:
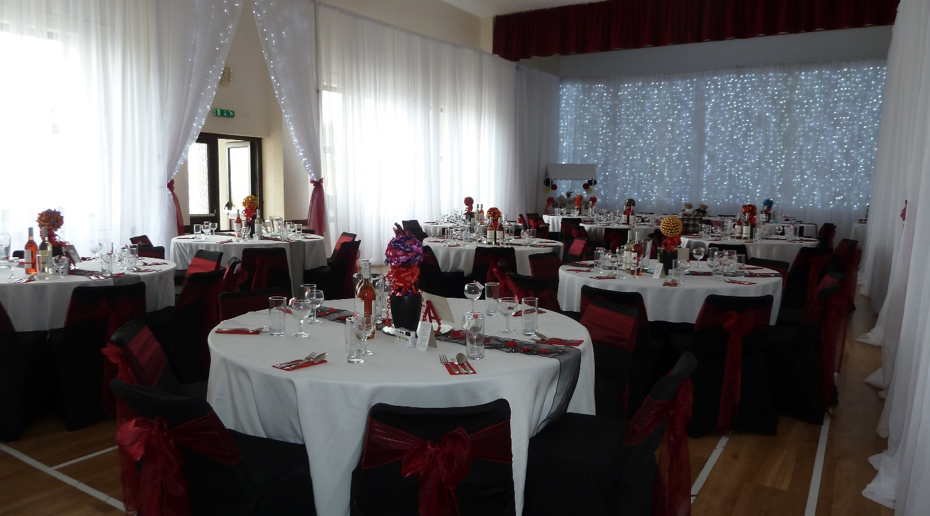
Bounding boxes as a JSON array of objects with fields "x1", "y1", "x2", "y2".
[
  {"x1": 574, "y1": 194, "x2": 584, "y2": 207},
  {"x1": 242, "y1": 195, "x2": 259, "y2": 220},
  {"x1": 37, "y1": 209, "x2": 64, "y2": 245},
  {"x1": 486, "y1": 207, "x2": 501, "y2": 219},
  {"x1": 659, "y1": 215, "x2": 683, "y2": 250}
]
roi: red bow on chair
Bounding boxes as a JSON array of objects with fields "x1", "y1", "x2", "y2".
[
  {"x1": 308, "y1": 177, "x2": 326, "y2": 237},
  {"x1": 116, "y1": 411, "x2": 241, "y2": 516},
  {"x1": 361, "y1": 419, "x2": 512, "y2": 516}
]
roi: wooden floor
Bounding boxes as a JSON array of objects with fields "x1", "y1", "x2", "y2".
[{"x1": 0, "y1": 294, "x2": 894, "y2": 516}]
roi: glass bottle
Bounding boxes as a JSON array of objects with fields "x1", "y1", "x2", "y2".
[
  {"x1": 38, "y1": 227, "x2": 50, "y2": 274},
  {"x1": 234, "y1": 209, "x2": 242, "y2": 236},
  {"x1": 254, "y1": 209, "x2": 262, "y2": 239},
  {"x1": 24, "y1": 227, "x2": 38, "y2": 274},
  {"x1": 355, "y1": 259, "x2": 377, "y2": 339}
]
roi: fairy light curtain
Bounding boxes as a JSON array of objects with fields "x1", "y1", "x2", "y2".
[{"x1": 559, "y1": 61, "x2": 886, "y2": 235}]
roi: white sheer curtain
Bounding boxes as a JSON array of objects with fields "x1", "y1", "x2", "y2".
[
  {"x1": 860, "y1": 0, "x2": 930, "y2": 513},
  {"x1": 317, "y1": 3, "x2": 518, "y2": 264},
  {"x1": 559, "y1": 62, "x2": 886, "y2": 236},
  {"x1": 516, "y1": 66, "x2": 561, "y2": 215},
  {"x1": 0, "y1": 0, "x2": 241, "y2": 253}
]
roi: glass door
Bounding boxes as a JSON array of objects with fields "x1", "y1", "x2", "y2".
[{"x1": 186, "y1": 133, "x2": 263, "y2": 230}]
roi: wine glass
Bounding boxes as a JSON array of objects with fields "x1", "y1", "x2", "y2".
[
  {"x1": 289, "y1": 298, "x2": 312, "y2": 337},
  {"x1": 89, "y1": 241, "x2": 101, "y2": 261},
  {"x1": 464, "y1": 283, "x2": 482, "y2": 313},
  {"x1": 678, "y1": 257, "x2": 690, "y2": 281},
  {"x1": 301, "y1": 283, "x2": 317, "y2": 300},
  {"x1": 53, "y1": 255, "x2": 70, "y2": 278},
  {"x1": 0, "y1": 233, "x2": 10, "y2": 271},
  {"x1": 692, "y1": 245, "x2": 705, "y2": 262},
  {"x1": 241, "y1": 225, "x2": 251, "y2": 240},
  {"x1": 498, "y1": 296, "x2": 518, "y2": 334},
  {"x1": 306, "y1": 289, "x2": 324, "y2": 324},
  {"x1": 193, "y1": 223, "x2": 202, "y2": 240}
]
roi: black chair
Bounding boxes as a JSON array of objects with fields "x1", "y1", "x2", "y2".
[
  {"x1": 685, "y1": 295, "x2": 777, "y2": 437},
  {"x1": 747, "y1": 257, "x2": 789, "y2": 290},
  {"x1": 558, "y1": 217, "x2": 582, "y2": 243},
  {"x1": 419, "y1": 246, "x2": 468, "y2": 299},
  {"x1": 523, "y1": 352, "x2": 697, "y2": 516},
  {"x1": 109, "y1": 319, "x2": 206, "y2": 400},
  {"x1": 306, "y1": 239, "x2": 361, "y2": 300},
  {"x1": 602, "y1": 227, "x2": 629, "y2": 250},
  {"x1": 137, "y1": 245, "x2": 165, "y2": 259},
  {"x1": 782, "y1": 246, "x2": 832, "y2": 310},
  {"x1": 219, "y1": 287, "x2": 290, "y2": 321},
  {"x1": 0, "y1": 300, "x2": 53, "y2": 441},
  {"x1": 110, "y1": 379, "x2": 316, "y2": 516},
  {"x1": 240, "y1": 247, "x2": 292, "y2": 298},
  {"x1": 401, "y1": 220, "x2": 429, "y2": 241},
  {"x1": 767, "y1": 272, "x2": 844, "y2": 424},
  {"x1": 50, "y1": 282, "x2": 147, "y2": 430},
  {"x1": 501, "y1": 271, "x2": 560, "y2": 312},
  {"x1": 175, "y1": 249, "x2": 224, "y2": 292},
  {"x1": 129, "y1": 235, "x2": 153, "y2": 246},
  {"x1": 471, "y1": 246, "x2": 516, "y2": 285},
  {"x1": 328, "y1": 232, "x2": 358, "y2": 264},
  {"x1": 818, "y1": 223, "x2": 837, "y2": 249},
  {"x1": 350, "y1": 399, "x2": 515, "y2": 516}
]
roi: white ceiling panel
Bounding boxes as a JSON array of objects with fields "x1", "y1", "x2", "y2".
[{"x1": 441, "y1": 0, "x2": 592, "y2": 18}]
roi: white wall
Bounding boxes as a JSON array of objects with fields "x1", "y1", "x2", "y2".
[
  {"x1": 559, "y1": 26, "x2": 892, "y2": 78},
  {"x1": 327, "y1": 0, "x2": 482, "y2": 49}
]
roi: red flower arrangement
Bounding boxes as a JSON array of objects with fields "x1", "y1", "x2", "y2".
[
  {"x1": 545, "y1": 196, "x2": 555, "y2": 213},
  {"x1": 37, "y1": 209, "x2": 64, "y2": 245},
  {"x1": 742, "y1": 204, "x2": 757, "y2": 225},
  {"x1": 574, "y1": 194, "x2": 584, "y2": 208},
  {"x1": 242, "y1": 195, "x2": 259, "y2": 220},
  {"x1": 464, "y1": 196, "x2": 474, "y2": 214},
  {"x1": 385, "y1": 233, "x2": 423, "y2": 296},
  {"x1": 589, "y1": 196, "x2": 597, "y2": 207}
]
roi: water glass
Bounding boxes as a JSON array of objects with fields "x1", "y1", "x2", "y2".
[
  {"x1": 521, "y1": 297, "x2": 539, "y2": 336},
  {"x1": 345, "y1": 316, "x2": 365, "y2": 364},
  {"x1": 485, "y1": 282, "x2": 500, "y2": 316},
  {"x1": 498, "y1": 296, "x2": 518, "y2": 333},
  {"x1": 100, "y1": 252, "x2": 115, "y2": 278},
  {"x1": 525, "y1": 228, "x2": 536, "y2": 245},
  {"x1": 463, "y1": 311, "x2": 485, "y2": 360},
  {"x1": 36, "y1": 254, "x2": 49, "y2": 280},
  {"x1": 193, "y1": 223, "x2": 202, "y2": 240},
  {"x1": 712, "y1": 251, "x2": 726, "y2": 281},
  {"x1": 268, "y1": 296, "x2": 287, "y2": 336},
  {"x1": 679, "y1": 257, "x2": 691, "y2": 281},
  {"x1": 53, "y1": 255, "x2": 70, "y2": 278},
  {"x1": 306, "y1": 289, "x2": 324, "y2": 324},
  {"x1": 737, "y1": 254, "x2": 747, "y2": 277}
]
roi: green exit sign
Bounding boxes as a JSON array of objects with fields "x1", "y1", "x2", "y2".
[{"x1": 212, "y1": 108, "x2": 235, "y2": 118}]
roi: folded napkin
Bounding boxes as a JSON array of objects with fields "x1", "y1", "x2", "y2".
[
  {"x1": 216, "y1": 240, "x2": 233, "y2": 244},
  {"x1": 591, "y1": 276, "x2": 616, "y2": 280},
  {"x1": 444, "y1": 362, "x2": 475, "y2": 375},
  {"x1": 512, "y1": 309, "x2": 547, "y2": 317},
  {"x1": 445, "y1": 244, "x2": 461, "y2": 248},
  {"x1": 726, "y1": 279, "x2": 757, "y2": 285},
  {"x1": 11, "y1": 276, "x2": 36, "y2": 284},
  {"x1": 662, "y1": 281, "x2": 680, "y2": 287},
  {"x1": 688, "y1": 271, "x2": 712, "y2": 276},
  {"x1": 176, "y1": 236, "x2": 195, "y2": 239},
  {"x1": 569, "y1": 262, "x2": 594, "y2": 267},
  {"x1": 536, "y1": 337, "x2": 583, "y2": 347},
  {"x1": 215, "y1": 327, "x2": 263, "y2": 335},
  {"x1": 317, "y1": 306, "x2": 340, "y2": 316},
  {"x1": 273, "y1": 359, "x2": 328, "y2": 371},
  {"x1": 747, "y1": 273, "x2": 780, "y2": 278},
  {"x1": 133, "y1": 268, "x2": 159, "y2": 273},
  {"x1": 567, "y1": 269, "x2": 593, "y2": 273},
  {"x1": 140, "y1": 261, "x2": 167, "y2": 266}
]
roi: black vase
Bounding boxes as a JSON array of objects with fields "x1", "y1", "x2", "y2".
[
  {"x1": 657, "y1": 249, "x2": 675, "y2": 275},
  {"x1": 390, "y1": 294, "x2": 422, "y2": 331}
]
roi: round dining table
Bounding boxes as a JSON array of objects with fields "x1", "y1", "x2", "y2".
[
  {"x1": 542, "y1": 214, "x2": 594, "y2": 233},
  {"x1": 207, "y1": 297, "x2": 595, "y2": 516},
  {"x1": 557, "y1": 261, "x2": 783, "y2": 324},
  {"x1": 580, "y1": 223, "x2": 657, "y2": 245},
  {"x1": 422, "y1": 237, "x2": 564, "y2": 276},
  {"x1": 170, "y1": 234, "x2": 328, "y2": 295},
  {"x1": 422, "y1": 222, "x2": 456, "y2": 238},
  {"x1": 680, "y1": 235, "x2": 819, "y2": 265},
  {"x1": 0, "y1": 259, "x2": 176, "y2": 332}
]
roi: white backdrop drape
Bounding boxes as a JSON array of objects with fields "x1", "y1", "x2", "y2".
[
  {"x1": 0, "y1": 0, "x2": 241, "y2": 253},
  {"x1": 316, "y1": 3, "x2": 519, "y2": 264},
  {"x1": 516, "y1": 66, "x2": 561, "y2": 216},
  {"x1": 859, "y1": 0, "x2": 930, "y2": 513},
  {"x1": 559, "y1": 62, "x2": 886, "y2": 237}
]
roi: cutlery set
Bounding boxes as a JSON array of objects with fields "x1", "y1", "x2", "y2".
[
  {"x1": 440, "y1": 353, "x2": 475, "y2": 374},
  {"x1": 273, "y1": 352, "x2": 328, "y2": 371}
]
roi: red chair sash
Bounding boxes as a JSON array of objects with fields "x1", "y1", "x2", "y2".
[
  {"x1": 168, "y1": 180, "x2": 184, "y2": 238},
  {"x1": 361, "y1": 418, "x2": 512, "y2": 516},
  {"x1": 224, "y1": 264, "x2": 249, "y2": 292},
  {"x1": 116, "y1": 409, "x2": 241, "y2": 516},
  {"x1": 186, "y1": 256, "x2": 217, "y2": 276},
  {"x1": 131, "y1": 236, "x2": 154, "y2": 246},
  {"x1": 529, "y1": 218, "x2": 541, "y2": 229},
  {"x1": 805, "y1": 254, "x2": 833, "y2": 304},
  {"x1": 334, "y1": 234, "x2": 354, "y2": 253},
  {"x1": 308, "y1": 178, "x2": 326, "y2": 237},
  {"x1": 622, "y1": 379, "x2": 693, "y2": 516},
  {"x1": 568, "y1": 238, "x2": 586, "y2": 257},
  {"x1": 802, "y1": 275, "x2": 841, "y2": 324},
  {"x1": 124, "y1": 326, "x2": 169, "y2": 389},
  {"x1": 422, "y1": 248, "x2": 441, "y2": 268},
  {"x1": 580, "y1": 304, "x2": 639, "y2": 350},
  {"x1": 102, "y1": 343, "x2": 137, "y2": 385},
  {"x1": 694, "y1": 305, "x2": 770, "y2": 433},
  {"x1": 529, "y1": 255, "x2": 561, "y2": 280},
  {"x1": 250, "y1": 254, "x2": 271, "y2": 291}
]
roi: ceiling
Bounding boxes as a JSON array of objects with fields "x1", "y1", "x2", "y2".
[{"x1": 440, "y1": 0, "x2": 592, "y2": 18}]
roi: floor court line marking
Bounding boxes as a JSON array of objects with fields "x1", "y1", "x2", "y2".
[
  {"x1": 691, "y1": 434, "x2": 729, "y2": 500},
  {"x1": 51, "y1": 445, "x2": 119, "y2": 470},
  {"x1": 805, "y1": 413, "x2": 831, "y2": 516}
]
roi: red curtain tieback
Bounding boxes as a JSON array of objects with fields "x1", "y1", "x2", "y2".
[{"x1": 361, "y1": 418, "x2": 512, "y2": 516}]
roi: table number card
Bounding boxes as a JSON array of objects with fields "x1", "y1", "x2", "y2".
[
  {"x1": 653, "y1": 264, "x2": 664, "y2": 279},
  {"x1": 415, "y1": 320, "x2": 434, "y2": 351}
]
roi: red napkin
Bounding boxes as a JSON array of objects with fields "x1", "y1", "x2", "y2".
[
  {"x1": 744, "y1": 266, "x2": 763, "y2": 270},
  {"x1": 569, "y1": 262, "x2": 594, "y2": 267},
  {"x1": 748, "y1": 273, "x2": 780, "y2": 277},
  {"x1": 688, "y1": 271, "x2": 712, "y2": 276},
  {"x1": 567, "y1": 269, "x2": 592, "y2": 273},
  {"x1": 591, "y1": 276, "x2": 616, "y2": 280},
  {"x1": 215, "y1": 328, "x2": 262, "y2": 335},
  {"x1": 727, "y1": 279, "x2": 757, "y2": 285},
  {"x1": 444, "y1": 362, "x2": 475, "y2": 375},
  {"x1": 449, "y1": 330, "x2": 466, "y2": 339},
  {"x1": 512, "y1": 309, "x2": 547, "y2": 317},
  {"x1": 538, "y1": 338, "x2": 583, "y2": 347},
  {"x1": 445, "y1": 244, "x2": 461, "y2": 248},
  {"x1": 273, "y1": 359, "x2": 328, "y2": 371},
  {"x1": 133, "y1": 269, "x2": 159, "y2": 273}
]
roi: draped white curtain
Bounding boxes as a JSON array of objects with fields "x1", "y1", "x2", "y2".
[
  {"x1": 317, "y1": 3, "x2": 518, "y2": 264},
  {"x1": 559, "y1": 62, "x2": 886, "y2": 237},
  {"x1": 251, "y1": 0, "x2": 322, "y2": 179},
  {"x1": 0, "y1": 0, "x2": 241, "y2": 253},
  {"x1": 516, "y1": 66, "x2": 561, "y2": 216},
  {"x1": 859, "y1": 0, "x2": 930, "y2": 513}
]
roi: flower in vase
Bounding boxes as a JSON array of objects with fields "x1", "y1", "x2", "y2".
[
  {"x1": 660, "y1": 215, "x2": 683, "y2": 250},
  {"x1": 242, "y1": 195, "x2": 259, "y2": 220}
]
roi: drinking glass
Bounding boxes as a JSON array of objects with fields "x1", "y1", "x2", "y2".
[
  {"x1": 355, "y1": 313, "x2": 376, "y2": 349},
  {"x1": 525, "y1": 229, "x2": 536, "y2": 245},
  {"x1": 306, "y1": 289, "x2": 324, "y2": 324},
  {"x1": 268, "y1": 296, "x2": 287, "y2": 336},
  {"x1": 0, "y1": 233, "x2": 10, "y2": 271},
  {"x1": 712, "y1": 251, "x2": 726, "y2": 281},
  {"x1": 100, "y1": 252, "x2": 116, "y2": 278},
  {"x1": 301, "y1": 283, "x2": 317, "y2": 300},
  {"x1": 463, "y1": 311, "x2": 485, "y2": 360},
  {"x1": 289, "y1": 298, "x2": 312, "y2": 337},
  {"x1": 726, "y1": 250, "x2": 738, "y2": 276},
  {"x1": 692, "y1": 245, "x2": 706, "y2": 261},
  {"x1": 128, "y1": 245, "x2": 139, "y2": 271},
  {"x1": 678, "y1": 257, "x2": 690, "y2": 281},
  {"x1": 485, "y1": 282, "x2": 500, "y2": 316},
  {"x1": 464, "y1": 282, "x2": 482, "y2": 313},
  {"x1": 53, "y1": 255, "x2": 70, "y2": 278},
  {"x1": 498, "y1": 296, "x2": 518, "y2": 334},
  {"x1": 345, "y1": 316, "x2": 365, "y2": 364},
  {"x1": 521, "y1": 297, "x2": 539, "y2": 336},
  {"x1": 89, "y1": 241, "x2": 101, "y2": 260},
  {"x1": 241, "y1": 225, "x2": 252, "y2": 240},
  {"x1": 737, "y1": 254, "x2": 747, "y2": 277},
  {"x1": 193, "y1": 223, "x2": 202, "y2": 240}
]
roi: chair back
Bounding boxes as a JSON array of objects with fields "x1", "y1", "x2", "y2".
[
  {"x1": 219, "y1": 287, "x2": 289, "y2": 321},
  {"x1": 109, "y1": 319, "x2": 175, "y2": 394},
  {"x1": 818, "y1": 223, "x2": 837, "y2": 248},
  {"x1": 500, "y1": 272, "x2": 560, "y2": 312},
  {"x1": 352, "y1": 399, "x2": 515, "y2": 516},
  {"x1": 137, "y1": 245, "x2": 165, "y2": 259},
  {"x1": 746, "y1": 257, "x2": 789, "y2": 290},
  {"x1": 472, "y1": 246, "x2": 517, "y2": 284},
  {"x1": 528, "y1": 251, "x2": 562, "y2": 282},
  {"x1": 332, "y1": 232, "x2": 357, "y2": 258},
  {"x1": 223, "y1": 256, "x2": 248, "y2": 292},
  {"x1": 603, "y1": 227, "x2": 629, "y2": 250},
  {"x1": 579, "y1": 286, "x2": 648, "y2": 320},
  {"x1": 130, "y1": 235, "x2": 154, "y2": 246},
  {"x1": 186, "y1": 249, "x2": 223, "y2": 277},
  {"x1": 580, "y1": 298, "x2": 645, "y2": 419},
  {"x1": 783, "y1": 246, "x2": 832, "y2": 309},
  {"x1": 332, "y1": 239, "x2": 362, "y2": 298},
  {"x1": 559, "y1": 217, "x2": 582, "y2": 241},
  {"x1": 240, "y1": 247, "x2": 292, "y2": 298},
  {"x1": 109, "y1": 379, "x2": 247, "y2": 516},
  {"x1": 175, "y1": 268, "x2": 227, "y2": 376},
  {"x1": 401, "y1": 220, "x2": 428, "y2": 241}
]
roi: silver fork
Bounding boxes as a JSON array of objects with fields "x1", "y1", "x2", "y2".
[
  {"x1": 284, "y1": 352, "x2": 321, "y2": 370},
  {"x1": 440, "y1": 354, "x2": 460, "y2": 374}
]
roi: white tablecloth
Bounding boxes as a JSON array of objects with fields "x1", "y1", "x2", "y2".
[
  {"x1": 762, "y1": 222, "x2": 818, "y2": 238},
  {"x1": 422, "y1": 223, "x2": 455, "y2": 238},
  {"x1": 170, "y1": 235, "x2": 328, "y2": 295},
  {"x1": 207, "y1": 297, "x2": 595, "y2": 516},
  {"x1": 557, "y1": 262, "x2": 782, "y2": 324},
  {"x1": 422, "y1": 237, "x2": 564, "y2": 276},
  {"x1": 680, "y1": 236, "x2": 819, "y2": 265},
  {"x1": 542, "y1": 215, "x2": 594, "y2": 233},
  {"x1": 0, "y1": 260, "x2": 176, "y2": 332},
  {"x1": 580, "y1": 224, "x2": 656, "y2": 245}
]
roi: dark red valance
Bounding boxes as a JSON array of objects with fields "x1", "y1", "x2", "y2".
[{"x1": 493, "y1": 0, "x2": 899, "y2": 61}]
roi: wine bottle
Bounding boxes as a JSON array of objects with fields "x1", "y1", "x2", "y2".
[
  {"x1": 632, "y1": 240, "x2": 644, "y2": 276},
  {"x1": 355, "y1": 259, "x2": 377, "y2": 340},
  {"x1": 477, "y1": 204, "x2": 485, "y2": 225},
  {"x1": 254, "y1": 209, "x2": 262, "y2": 239},
  {"x1": 234, "y1": 209, "x2": 242, "y2": 235},
  {"x1": 24, "y1": 227, "x2": 38, "y2": 274},
  {"x1": 741, "y1": 219, "x2": 751, "y2": 240},
  {"x1": 38, "y1": 227, "x2": 50, "y2": 274}
]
